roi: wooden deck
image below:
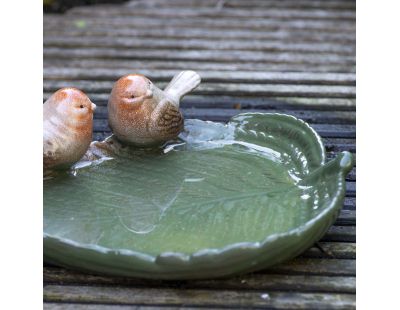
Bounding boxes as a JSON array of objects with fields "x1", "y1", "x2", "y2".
[{"x1": 43, "y1": 0, "x2": 356, "y2": 309}]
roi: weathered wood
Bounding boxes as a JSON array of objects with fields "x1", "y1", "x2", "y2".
[
  {"x1": 44, "y1": 80, "x2": 355, "y2": 98},
  {"x1": 44, "y1": 304, "x2": 179, "y2": 310},
  {"x1": 44, "y1": 92, "x2": 356, "y2": 110},
  {"x1": 335, "y1": 209, "x2": 356, "y2": 226},
  {"x1": 44, "y1": 21, "x2": 354, "y2": 38},
  {"x1": 43, "y1": 58, "x2": 355, "y2": 74},
  {"x1": 336, "y1": 210, "x2": 355, "y2": 226},
  {"x1": 44, "y1": 37, "x2": 355, "y2": 55},
  {"x1": 44, "y1": 267, "x2": 355, "y2": 293},
  {"x1": 43, "y1": 0, "x2": 356, "y2": 307},
  {"x1": 312, "y1": 124, "x2": 355, "y2": 138},
  {"x1": 43, "y1": 68, "x2": 355, "y2": 85},
  {"x1": 267, "y1": 258, "x2": 355, "y2": 276},
  {"x1": 67, "y1": 6, "x2": 356, "y2": 21},
  {"x1": 43, "y1": 48, "x2": 355, "y2": 66},
  {"x1": 324, "y1": 139, "x2": 355, "y2": 153},
  {"x1": 346, "y1": 181, "x2": 356, "y2": 194},
  {"x1": 43, "y1": 284, "x2": 355, "y2": 309},
  {"x1": 322, "y1": 226, "x2": 355, "y2": 243},
  {"x1": 44, "y1": 27, "x2": 355, "y2": 44},
  {"x1": 272, "y1": 97, "x2": 356, "y2": 107},
  {"x1": 343, "y1": 197, "x2": 355, "y2": 210},
  {"x1": 304, "y1": 242, "x2": 355, "y2": 259},
  {"x1": 179, "y1": 108, "x2": 355, "y2": 124},
  {"x1": 44, "y1": 93, "x2": 356, "y2": 111},
  {"x1": 124, "y1": 0, "x2": 356, "y2": 10}
]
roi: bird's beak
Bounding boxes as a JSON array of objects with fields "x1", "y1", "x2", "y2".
[{"x1": 91, "y1": 102, "x2": 97, "y2": 111}]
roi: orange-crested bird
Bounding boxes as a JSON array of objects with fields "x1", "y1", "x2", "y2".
[
  {"x1": 108, "y1": 71, "x2": 201, "y2": 146},
  {"x1": 43, "y1": 88, "x2": 96, "y2": 170}
]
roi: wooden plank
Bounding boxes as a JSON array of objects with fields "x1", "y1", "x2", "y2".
[
  {"x1": 322, "y1": 226, "x2": 355, "y2": 243},
  {"x1": 44, "y1": 304, "x2": 222, "y2": 310},
  {"x1": 43, "y1": 93, "x2": 356, "y2": 110},
  {"x1": 273, "y1": 97, "x2": 356, "y2": 107},
  {"x1": 44, "y1": 37, "x2": 355, "y2": 55},
  {"x1": 44, "y1": 92, "x2": 356, "y2": 110},
  {"x1": 43, "y1": 68, "x2": 355, "y2": 85},
  {"x1": 311, "y1": 124, "x2": 355, "y2": 138},
  {"x1": 43, "y1": 80, "x2": 355, "y2": 98},
  {"x1": 324, "y1": 139, "x2": 355, "y2": 153},
  {"x1": 44, "y1": 304, "x2": 178, "y2": 310},
  {"x1": 43, "y1": 58, "x2": 355, "y2": 74},
  {"x1": 43, "y1": 14, "x2": 356, "y2": 33},
  {"x1": 124, "y1": 0, "x2": 356, "y2": 10},
  {"x1": 43, "y1": 285, "x2": 355, "y2": 309},
  {"x1": 67, "y1": 6, "x2": 356, "y2": 21},
  {"x1": 44, "y1": 267, "x2": 355, "y2": 293},
  {"x1": 267, "y1": 258, "x2": 355, "y2": 276},
  {"x1": 43, "y1": 26, "x2": 355, "y2": 44},
  {"x1": 177, "y1": 96, "x2": 357, "y2": 110},
  {"x1": 43, "y1": 47, "x2": 355, "y2": 67},
  {"x1": 304, "y1": 242, "x2": 355, "y2": 259},
  {"x1": 346, "y1": 181, "x2": 356, "y2": 195},
  {"x1": 343, "y1": 198, "x2": 355, "y2": 210},
  {"x1": 336, "y1": 210, "x2": 356, "y2": 226},
  {"x1": 44, "y1": 17, "x2": 354, "y2": 34}
]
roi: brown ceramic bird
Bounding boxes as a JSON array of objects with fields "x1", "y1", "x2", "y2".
[
  {"x1": 108, "y1": 70, "x2": 201, "y2": 146},
  {"x1": 43, "y1": 88, "x2": 96, "y2": 170}
]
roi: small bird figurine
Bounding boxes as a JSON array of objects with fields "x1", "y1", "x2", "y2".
[
  {"x1": 43, "y1": 88, "x2": 96, "y2": 170},
  {"x1": 108, "y1": 70, "x2": 201, "y2": 146}
]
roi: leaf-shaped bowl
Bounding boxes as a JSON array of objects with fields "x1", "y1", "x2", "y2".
[{"x1": 44, "y1": 113, "x2": 353, "y2": 279}]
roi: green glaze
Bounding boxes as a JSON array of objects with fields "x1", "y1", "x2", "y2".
[{"x1": 43, "y1": 113, "x2": 353, "y2": 279}]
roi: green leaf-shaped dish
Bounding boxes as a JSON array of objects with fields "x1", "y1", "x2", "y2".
[{"x1": 44, "y1": 113, "x2": 353, "y2": 279}]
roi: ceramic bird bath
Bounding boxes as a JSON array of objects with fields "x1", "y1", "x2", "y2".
[{"x1": 43, "y1": 112, "x2": 353, "y2": 279}]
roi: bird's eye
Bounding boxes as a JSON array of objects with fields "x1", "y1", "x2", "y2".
[{"x1": 80, "y1": 105, "x2": 84, "y2": 108}]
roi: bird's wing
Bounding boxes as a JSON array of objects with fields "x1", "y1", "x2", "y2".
[
  {"x1": 43, "y1": 114, "x2": 66, "y2": 169},
  {"x1": 152, "y1": 99, "x2": 184, "y2": 136}
]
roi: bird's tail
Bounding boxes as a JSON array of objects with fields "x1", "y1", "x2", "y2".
[{"x1": 164, "y1": 71, "x2": 201, "y2": 106}]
